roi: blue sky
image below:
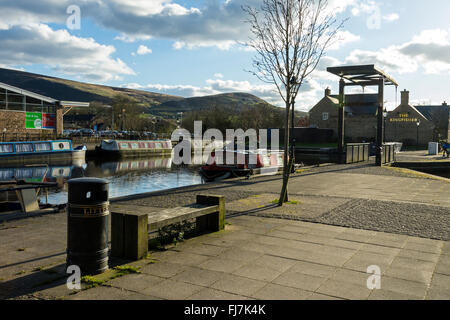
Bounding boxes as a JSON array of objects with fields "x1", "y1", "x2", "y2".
[{"x1": 0, "y1": 0, "x2": 449, "y2": 111}]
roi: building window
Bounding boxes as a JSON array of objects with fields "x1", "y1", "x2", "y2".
[{"x1": 322, "y1": 112, "x2": 329, "y2": 121}]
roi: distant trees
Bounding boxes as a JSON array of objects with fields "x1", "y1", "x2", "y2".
[{"x1": 181, "y1": 103, "x2": 285, "y2": 134}]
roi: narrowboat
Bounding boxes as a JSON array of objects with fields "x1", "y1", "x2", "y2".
[
  {"x1": 96, "y1": 140, "x2": 173, "y2": 158},
  {"x1": 0, "y1": 140, "x2": 86, "y2": 166},
  {"x1": 200, "y1": 145, "x2": 284, "y2": 181}
]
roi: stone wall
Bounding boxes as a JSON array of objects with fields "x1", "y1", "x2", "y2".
[{"x1": 0, "y1": 110, "x2": 54, "y2": 137}]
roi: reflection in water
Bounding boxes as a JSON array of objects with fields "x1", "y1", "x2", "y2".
[{"x1": 28, "y1": 155, "x2": 205, "y2": 204}]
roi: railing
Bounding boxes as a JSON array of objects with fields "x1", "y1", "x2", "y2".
[
  {"x1": 382, "y1": 143, "x2": 396, "y2": 165},
  {"x1": 345, "y1": 143, "x2": 370, "y2": 164}
]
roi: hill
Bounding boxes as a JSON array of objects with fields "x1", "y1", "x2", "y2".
[
  {"x1": 0, "y1": 68, "x2": 307, "y2": 118},
  {"x1": 0, "y1": 68, "x2": 182, "y2": 107}
]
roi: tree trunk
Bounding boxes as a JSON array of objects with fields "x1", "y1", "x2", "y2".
[{"x1": 278, "y1": 99, "x2": 291, "y2": 206}]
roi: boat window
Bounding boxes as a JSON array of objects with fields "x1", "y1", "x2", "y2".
[
  {"x1": 15, "y1": 143, "x2": 34, "y2": 153},
  {"x1": 0, "y1": 144, "x2": 13, "y2": 153},
  {"x1": 34, "y1": 142, "x2": 51, "y2": 152}
]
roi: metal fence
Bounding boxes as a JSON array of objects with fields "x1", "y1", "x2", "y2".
[{"x1": 345, "y1": 143, "x2": 370, "y2": 164}]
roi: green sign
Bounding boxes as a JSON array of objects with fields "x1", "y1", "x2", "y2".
[{"x1": 25, "y1": 112, "x2": 43, "y2": 129}]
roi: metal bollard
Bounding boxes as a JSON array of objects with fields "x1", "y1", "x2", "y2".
[{"x1": 67, "y1": 178, "x2": 109, "y2": 275}]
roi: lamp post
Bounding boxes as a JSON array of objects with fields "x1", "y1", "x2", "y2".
[
  {"x1": 383, "y1": 109, "x2": 388, "y2": 143},
  {"x1": 416, "y1": 120, "x2": 421, "y2": 150}
]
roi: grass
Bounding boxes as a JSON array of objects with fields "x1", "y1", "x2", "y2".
[
  {"x1": 80, "y1": 265, "x2": 142, "y2": 290},
  {"x1": 270, "y1": 199, "x2": 300, "y2": 205}
]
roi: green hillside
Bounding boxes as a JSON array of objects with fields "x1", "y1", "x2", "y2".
[{"x1": 0, "y1": 68, "x2": 307, "y2": 119}]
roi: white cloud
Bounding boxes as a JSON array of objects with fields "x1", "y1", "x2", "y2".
[
  {"x1": 0, "y1": 0, "x2": 357, "y2": 51},
  {"x1": 115, "y1": 34, "x2": 152, "y2": 43},
  {"x1": 328, "y1": 30, "x2": 361, "y2": 50},
  {"x1": 345, "y1": 29, "x2": 450, "y2": 75},
  {"x1": 136, "y1": 45, "x2": 152, "y2": 55},
  {"x1": 0, "y1": 23, "x2": 135, "y2": 82}
]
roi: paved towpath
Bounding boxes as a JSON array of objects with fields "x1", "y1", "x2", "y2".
[{"x1": 0, "y1": 161, "x2": 449, "y2": 300}]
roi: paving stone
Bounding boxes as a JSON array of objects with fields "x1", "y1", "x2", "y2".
[
  {"x1": 139, "y1": 261, "x2": 188, "y2": 278},
  {"x1": 330, "y1": 269, "x2": 372, "y2": 287},
  {"x1": 198, "y1": 258, "x2": 246, "y2": 273},
  {"x1": 425, "y1": 286, "x2": 450, "y2": 300},
  {"x1": 251, "y1": 283, "x2": 312, "y2": 300},
  {"x1": 430, "y1": 273, "x2": 450, "y2": 289},
  {"x1": 218, "y1": 248, "x2": 264, "y2": 263},
  {"x1": 360, "y1": 244, "x2": 401, "y2": 256},
  {"x1": 187, "y1": 288, "x2": 250, "y2": 300},
  {"x1": 403, "y1": 241, "x2": 443, "y2": 254},
  {"x1": 307, "y1": 293, "x2": 344, "y2": 300},
  {"x1": 108, "y1": 273, "x2": 165, "y2": 293},
  {"x1": 368, "y1": 289, "x2": 422, "y2": 300},
  {"x1": 384, "y1": 266, "x2": 433, "y2": 285},
  {"x1": 142, "y1": 279, "x2": 204, "y2": 300},
  {"x1": 171, "y1": 267, "x2": 224, "y2": 287},
  {"x1": 232, "y1": 263, "x2": 283, "y2": 282},
  {"x1": 396, "y1": 249, "x2": 440, "y2": 263},
  {"x1": 151, "y1": 251, "x2": 211, "y2": 267},
  {"x1": 251, "y1": 255, "x2": 297, "y2": 273},
  {"x1": 316, "y1": 279, "x2": 372, "y2": 300},
  {"x1": 286, "y1": 260, "x2": 337, "y2": 278},
  {"x1": 211, "y1": 274, "x2": 267, "y2": 297},
  {"x1": 435, "y1": 261, "x2": 450, "y2": 276},
  {"x1": 174, "y1": 243, "x2": 228, "y2": 257},
  {"x1": 69, "y1": 286, "x2": 152, "y2": 300},
  {"x1": 389, "y1": 256, "x2": 436, "y2": 273},
  {"x1": 379, "y1": 276, "x2": 428, "y2": 299},
  {"x1": 343, "y1": 251, "x2": 395, "y2": 273},
  {"x1": 272, "y1": 271, "x2": 327, "y2": 292}
]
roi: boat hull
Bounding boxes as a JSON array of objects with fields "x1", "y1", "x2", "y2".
[{"x1": 97, "y1": 140, "x2": 173, "y2": 159}]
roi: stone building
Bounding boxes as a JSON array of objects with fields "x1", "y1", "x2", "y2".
[
  {"x1": 385, "y1": 90, "x2": 449, "y2": 145},
  {"x1": 0, "y1": 82, "x2": 88, "y2": 136},
  {"x1": 309, "y1": 88, "x2": 380, "y2": 142},
  {"x1": 309, "y1": 88, "x2": 449, "y2": 146}
]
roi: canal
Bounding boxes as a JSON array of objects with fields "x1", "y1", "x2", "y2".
[{"x1": 0, "y1": 156, "x2": 205, "y2": 205}]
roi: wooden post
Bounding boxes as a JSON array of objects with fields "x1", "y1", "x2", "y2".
[
  {"x1": 111, "y1": 210, "x2": 148, "y2": 260},
  {"x1": 196, "y1": 195, "x2": 225, "y2": 232}
]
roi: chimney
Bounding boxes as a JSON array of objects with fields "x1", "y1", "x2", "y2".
[
  {"x1": 325, "y1": 87, "x2": 331, "y2": 97},
  {"x1": 401, "y1": 89, "x2": 409, "y2": 106},
  {"x1": 443, "y1": 101, "x2": 447, "y2": 106}
]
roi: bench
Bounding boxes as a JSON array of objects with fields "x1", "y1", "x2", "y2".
[{"x1": 110, "y1": 195, "x2": 225, "y2": 260}]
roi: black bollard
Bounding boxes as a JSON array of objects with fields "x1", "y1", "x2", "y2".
[{"x1": 67, "y1": 178, "x2": 109, "y2": 275}]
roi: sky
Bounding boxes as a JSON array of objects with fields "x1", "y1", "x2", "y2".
[{"x1": 0, "y1": 0, "x2": 449, "y2": 111}]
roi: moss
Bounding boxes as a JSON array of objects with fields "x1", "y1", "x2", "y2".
[
  {"x1": 33, "y1": 266, "x2": 44, "y2": 272},
  {"x1": 81, "y1": 275, "x2": 106, "y2": 288},
  {"x1": 270, "y1": 199, "x2": 300, "y2": 205},
  {"x1": 15, "y1": 270, "x2": 26, "y2": 275}
]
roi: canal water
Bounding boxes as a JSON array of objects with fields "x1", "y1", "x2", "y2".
[{"x1": 0, "y1": 156, "x2": 205, "y2": 205}]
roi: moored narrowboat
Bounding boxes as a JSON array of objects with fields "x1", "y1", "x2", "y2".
[
  {"x1": 0, "y1": 140, "x2": 86, "y2": 166},
  {"x1": 97, "y1": 140, "x2": 173, "y2": 158},
  {"x1": 200, "y1": 146, "x2": 284, "y2": 181}
]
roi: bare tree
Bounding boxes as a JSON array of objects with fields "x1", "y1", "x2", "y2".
[{"x1": 243, "y1": 0, "x2": 345, "y2": 206}]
